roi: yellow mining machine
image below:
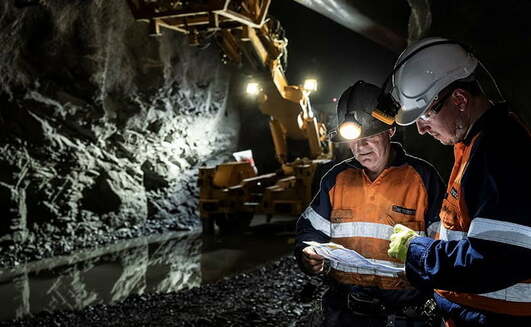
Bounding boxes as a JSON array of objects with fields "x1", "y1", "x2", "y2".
[{"x1": 126, "y1": 0, "x2": 332, "y2": 233}]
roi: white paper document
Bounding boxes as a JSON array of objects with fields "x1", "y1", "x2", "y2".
[{"x1": 304, "y1": 241, "x2": 405, "y2": 274}]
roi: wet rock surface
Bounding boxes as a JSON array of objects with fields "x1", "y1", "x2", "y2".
[
  {"x1": 0, "y1": 231, "x2": 204, "y2": 322},
  {"x1": 0, "y1": 218, "x2": 192, "y2": 268},
  {"x1": 2, "y1": 256, "x2": 326, "y2": 327}
]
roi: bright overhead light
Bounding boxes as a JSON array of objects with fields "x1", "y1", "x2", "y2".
[
  {"x1": 246, "y1": 82, "x2": 260, "y2": 95},
  {"x1": 303, "y1": 79, "x2": 317, "y2": 92}
]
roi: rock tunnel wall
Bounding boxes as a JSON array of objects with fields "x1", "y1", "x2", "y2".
[{"x1": 0, "y1": 1, "x2": 239, "y2": 255}]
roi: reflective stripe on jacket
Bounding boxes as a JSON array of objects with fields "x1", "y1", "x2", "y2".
[
  {"x1": 296, "y1": 143, "x2": 444, "y2": 301},
  {"x1": 405, "y1": 105, "x2": 531, "y2": 323}
]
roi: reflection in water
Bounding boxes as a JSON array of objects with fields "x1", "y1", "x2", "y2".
[
  {"x1": 0, "y1": 232, "x2": 202, "y2": 321},
  {"x1": 0, "y1": 217, "x2": 296, "y2": 322}
]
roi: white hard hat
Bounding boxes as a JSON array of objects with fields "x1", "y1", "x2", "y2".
[{"x1": 391, "y1": 37, "x2": 479, "y2": 126}]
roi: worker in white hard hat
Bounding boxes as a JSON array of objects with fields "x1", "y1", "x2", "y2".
[
  {"x1": 387, "y1": 37, "x2": 531, "y2": 326},
  {"x1": 295, "y1": 80, "x2": 444, "y2": 326}
]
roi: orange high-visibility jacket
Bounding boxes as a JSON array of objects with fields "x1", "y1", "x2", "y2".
[{"x1": 296, "y1": 143, "x2": 444, "y2": 302}]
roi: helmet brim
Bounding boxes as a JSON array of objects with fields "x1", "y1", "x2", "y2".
[
  {"x1": 395, "y1": 106, "x2": 425, "y2": 126},
  {"x1": 330, "y1": 125, "x2": 394, "y2": 143}
]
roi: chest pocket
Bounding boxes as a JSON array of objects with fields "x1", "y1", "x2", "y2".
[
  {"x1": 440, "y1": 190, "x2": 469, "y2": 231},
  {"x1": 440, "y1": 155, "x2": 471, "y2": 231},
  {"x1": 386, "y1": 205, "x2": 424, "y2": 232},
  {"x1": 330, "y1": 209, "x2": 353, "y2": 223},
  {"x1": 440, "y1": 135, "x2": 479, "y2": 232}
]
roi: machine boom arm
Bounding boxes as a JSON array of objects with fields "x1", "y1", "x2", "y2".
[{"x1": 126, "y1": 0, "x2": 330, "y2": 164}]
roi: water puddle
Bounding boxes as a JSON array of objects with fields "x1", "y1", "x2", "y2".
[{"x1": 0, "y1": 216, "x2": 295, "y2": 321}]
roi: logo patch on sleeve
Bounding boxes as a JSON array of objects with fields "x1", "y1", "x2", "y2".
[
  {"x1": 450, "y1": 187, "x2": 459, "y2": 199},
  {"x1": 392, "y1": 205, "x2": 416, "y2": 216}
]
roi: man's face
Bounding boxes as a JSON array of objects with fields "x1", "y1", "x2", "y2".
[
  {"x1": 415, "y1": 90, "x2": 467, "y2": 145},
  {"x1": 349, "y1": 130, "x2": 391, "y2": 171}
]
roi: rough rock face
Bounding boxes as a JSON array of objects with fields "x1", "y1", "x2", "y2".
[{"x1": 0, "y1": 1, "x2": 239, "y2": 254}]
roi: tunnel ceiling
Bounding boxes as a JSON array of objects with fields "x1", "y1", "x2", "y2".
[{"x1": 292, "y1": 0, "x2": 410, "y2": 53}]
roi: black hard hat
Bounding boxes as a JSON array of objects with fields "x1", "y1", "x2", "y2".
[{"x1": 331, "y1": 81, "x2": 394, "y2": 143}]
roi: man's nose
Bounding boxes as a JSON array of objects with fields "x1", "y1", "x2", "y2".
[
  {"x1": 416, "y1": 120, "x2": 430, "y2": 135},
  {"x1": 353, "y1": 138, "x2": 368, "y2": 150}
]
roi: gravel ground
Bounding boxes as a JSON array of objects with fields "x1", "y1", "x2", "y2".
[{"x1": 1, "y1": 256, "x2": 326, "y2": 327}]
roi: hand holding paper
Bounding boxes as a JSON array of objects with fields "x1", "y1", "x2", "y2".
[
  {"x1": 304, "y1": 241, "x2": 404, "y2": 274},
  {"x1": 301, "y1": 246, "x2": 325, "y2": 274}
]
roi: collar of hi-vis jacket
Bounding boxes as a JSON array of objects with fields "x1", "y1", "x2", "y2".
[
  {"x1": 345, "y1": 142, "x2": 407, "y2": 169},
  {"x1": 442, "y1": 106, "x2": 508, "y2": 231},
  {"x1": 461, "y1": 103, "x2": 509, "y2": 146},
  {"x1": 449, "y1": 103, "x2": 508, "y2": 199}
]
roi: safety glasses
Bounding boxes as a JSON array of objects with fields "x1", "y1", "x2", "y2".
[{"x1": 419, "y1": 89, "x2": 453, "y2": 121}]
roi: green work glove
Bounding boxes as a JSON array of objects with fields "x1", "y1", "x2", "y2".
[{"x1": 388, "y1": 224, "x2": 419, "y2": 262}]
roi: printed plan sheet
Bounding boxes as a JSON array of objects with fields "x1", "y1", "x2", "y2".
[{"x1": 304, "y1": 241, "x2": 405, "y2": 274}]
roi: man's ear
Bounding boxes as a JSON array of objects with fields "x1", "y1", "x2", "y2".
[
  {"x1": 388, "y1": 127, "x2": 396, "y2": 138},
  {"x1": 453, "y1": 88, "x2": 469, "y2": 111}
]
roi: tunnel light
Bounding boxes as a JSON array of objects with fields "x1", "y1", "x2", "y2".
[
  {"x1": 339, "y1": 121, "x2": 362, "y2": 140},
  {"x1": 303, "y1": 79, "x2": 317, "y2": 92},
  {"x1": 246, "y1": 82, "x2": 260, "y2": 96}
]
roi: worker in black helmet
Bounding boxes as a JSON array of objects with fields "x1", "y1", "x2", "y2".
[{"x1": 295, "y1": 80, "x2": 444, "y2": 326}]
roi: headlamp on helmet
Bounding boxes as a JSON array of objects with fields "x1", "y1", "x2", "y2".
[
  {"x1": 338, "y1": 114, "x2": 362, "y2": 140},
  {"x1": 331, "y1": 81, "x2": 394, "y2": 143}
]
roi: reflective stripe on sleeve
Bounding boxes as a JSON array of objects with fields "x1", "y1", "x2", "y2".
[
  {"x1": 330, "y1": 259, "x2": 403, "y2": 278},
  {"x1": 439, "y1": 225, "x2": 467, "y2": 241},
  {"x1": 480, "y1": 283, "x2": 531, "y2": 303},
  {"x1": 302, "y1": 206, "x2": 330, "y2": 236},
  {"x1": 468, "y1": 218, "x2": 531, "y2": 250},
  {"x1": 331, "y1": 222, "x2": 424, "y2": 240},
  {"x1": 427, "y1": 221, "x2": 440, "y2": 238}
]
